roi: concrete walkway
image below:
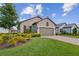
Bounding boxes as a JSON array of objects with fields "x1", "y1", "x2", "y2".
[{"x1": 41, "y1": 36, "x2": 79, "y2": 45}]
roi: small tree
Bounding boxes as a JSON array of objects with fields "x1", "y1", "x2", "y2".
[
  {"x1": 72, "y1": 27, "x2": 77, "y2": 35},
  {"x1": 0, "y1": 3, "x2": 18, "y2": 39}
]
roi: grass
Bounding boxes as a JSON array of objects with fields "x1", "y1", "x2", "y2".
[
  {"x1": 60, "y1": 34, "x2": 79, "y2": 38},
  {"x1": 68, "y1": 35, "x2": 79, "y2": 38},
  {"x1": 0, "y1": 37, "x2": 79, "y2": 56}
]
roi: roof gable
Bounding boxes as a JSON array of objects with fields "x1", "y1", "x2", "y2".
[
  {"x1": 20, "y1": 16, "x2": 42, "y2": 24},
  {"x1": 56, "y1": 23, "x2": 67, "y2": 28},
  {"x1": 43, "y1": 17, "x2": 56, "y2": 26},
  {"x1": 64, "y1": 23, "x2": 79, "y2": 28}
]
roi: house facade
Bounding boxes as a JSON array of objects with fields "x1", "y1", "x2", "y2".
[
  {"x1": 62, "y1": 23, "x2": 79, "y2": 33},
  {"x1": 56, "y1": 23, "x2": 79, "y2": 34},
  {"x1": 56, "y1": 23, "x2": 67, "y2": 34},
  {"x1": 0, "y1": 27, "x2": 18, "y2": 33},
  {"x1": 0, "y1": 27, "x2": 9, "y2": 33},
  {"x1": 20, "y1": 16, "x2": 56, "y2": 36}
]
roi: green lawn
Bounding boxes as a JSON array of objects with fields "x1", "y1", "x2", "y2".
[
  {"x1": 68, "y1": 35, "x2": 79, "y2": 38},
  {"x1": 60, "y1": 34, "x2": 79, "y2": 38},
  {"x1": 0, "y1": 37, "x2": 79, "y2": 56}
]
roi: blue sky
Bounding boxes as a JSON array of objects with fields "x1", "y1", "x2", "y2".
[{"x1": 14, "y1": 3, "x2": 79, "y2": 25}]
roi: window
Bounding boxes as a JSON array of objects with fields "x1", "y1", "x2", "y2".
[
  {"x1": 46, "y1": 22, "x2": 49, "y2": 26},
  {"x1": 29, "y1": 26, "x2": 32, "y2": 32}
]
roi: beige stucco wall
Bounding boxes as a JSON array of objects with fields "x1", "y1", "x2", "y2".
[
  {"x1": 37, "y1": 18, "x2": 56, "y2": 34},
  {"x1": 37, "y1": 18, "x2": 55, "y2": 28},
  {"x1": 20, "y1": 17, "x2": 41, "y2": 32}
]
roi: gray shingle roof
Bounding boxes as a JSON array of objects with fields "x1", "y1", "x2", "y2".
[
  {"x1": 56, "y1": 23, "x2": 66, "y2": 28},
  {"x1": 64, "y1": 23, "x2": 76, "y2": 28},
  {"x1": 20, "y1": 16, "x2": 42, "y2": 23},
  {"x1": 20, "y1": 16, "x2": 56, "y2": 26}
]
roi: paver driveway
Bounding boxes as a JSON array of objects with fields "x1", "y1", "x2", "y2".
[{"x1": 41, "y1": 35, "x2": 79, "y2": 45}]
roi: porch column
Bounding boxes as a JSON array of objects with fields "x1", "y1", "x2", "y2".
[
  {"x1": 54, "y1": 28, "x2": 56, "y2": 35},
  {"x1": 37, "y1": 27, "x2": 40, "y2": 33}
]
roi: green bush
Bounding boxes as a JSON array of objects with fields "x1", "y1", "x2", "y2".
[
  {"x1": 31, "y1": 33, "x2": 41, "y2": 37},
  {"x1": 13, "y1": 36, "x2": 26, "y2": 43},
  {"x1": 16, "y1": 33, "x2": 26, "y2": 37},
  {"x1": 0, "y1": 33, "x2": 40, "y2": 48},
  {"x1": 6, "y1": 35, "x2": 26, "y2": 47},
  {"x1": 26, "y1": 34, "x2": 32, "y2": 38},
  {"x1": 1, "y1": 33, "x2": 14, "y2": 39},
  {"x1": 0, "y1": 37, "x2": 4, "y2": 45},
  {"x1": 8, "y1": 39, "x2": 17, "y2": 46},
  {"x1": 15, "y1": 33, "x2": 40, "y2": 38},
  {"x1": 72, "y1": 27, "x2": 77, "y2": 35},
  {"x1": 7, "y1": 36, "x2": 27, "y2": 47},
  {"x1": 0, "y1": 33, "x2": 10, "y2": 39},
  {"x1": 61, "y1": 31, "x2": 67, "y2": 34}
]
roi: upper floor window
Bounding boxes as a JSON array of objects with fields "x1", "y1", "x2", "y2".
[{"x1": 46, "y1": 22, "x2": 49, "y2": 26}]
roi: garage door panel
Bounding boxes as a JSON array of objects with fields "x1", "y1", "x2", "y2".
[{"x1": 39, "y1": 27, "x2": 54, "y2": 36}]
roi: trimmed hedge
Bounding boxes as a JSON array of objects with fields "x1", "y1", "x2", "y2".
[
  {"x1": 30, "y1": 33, "x2": 41, "y2": 37},
  {"x1": 16, "y1": 33, "x2": 41, "y2": 37}
]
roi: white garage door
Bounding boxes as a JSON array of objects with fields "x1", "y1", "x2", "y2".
[{"x1": 39, "y1": 27, "x2": 54, "y2": 36}]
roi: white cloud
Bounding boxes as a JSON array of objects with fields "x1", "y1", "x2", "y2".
[
  {"x1": 62, "y1": 13, "x2": 67, "y2": 17},
  {"x1": 21, "y1": 4, "x2": 43, "y2": 16},
  {"x1": 36, "y1": 4, "x2": 42, "y2": 15},
  {"x1": 21, "y1": 7, "x2": 34, "y2": 15},
  {"x1": 63, "y1": 3, "x2": 76, "y2": 12},
  {"x1": 62, "y1": 3, "x2": 78, "y2": 17},
  {"x1": 19, "y1": 18, "x2": 26, "y2": 21},
  {"x1": 52, "y1": 13, "x2": 56, "y2": 18}
]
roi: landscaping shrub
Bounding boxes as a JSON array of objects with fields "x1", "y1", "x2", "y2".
[
  {"x1": 7, "y1": 34, "x2": 21, "y2": 47},
  {"x1": 0, "y1": 35, "x2": 9, "y2": 48},
  {"x1": 0, "y1": 33, "x2": 41, "y2": 48},
  {"x1": 13, "y1": 36, "x2": 26, "y2": 43},
  {"x1": 26, "y1": 34, "x2": 32, "y2": 39},
  {"x1": 5, "y1": 36, "x2": 29, "y2": 48},
  {"x1": 16, "y1": 33, "x2": 26, "y2": 37},
  {"x1": 8, "y1": 39, "x2": 17, "y2": 47},
  {"x1": 72, "y1": 27, "x2": 77, "y2": 35},
  {"x1": 16, "y1": 33, "x2": 40, "y2": 37},
  {"x1": 0, "y1": 37, "x2": 3, "y2": 45},
  {"x1": 31, "y1": 33, "x2": 41, "y2": 37},
  {"x1": 61, "y1": 30, "x2": 67, "y2": 34},
  {"x1": 1, "y1": 34, "x2": 9, "y2": 43}
]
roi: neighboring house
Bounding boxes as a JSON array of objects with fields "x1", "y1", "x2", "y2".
[
  {"x1": 0, "y1": 27, "x2": 9, "y2": 33},
  {"x1": 56, "y1": 23, "x2": 67, "y2": 34},
  {"x1": 63, "y1": 23, "x2": 79, "y2": 33},
  {"x1": 20, "y1": 16, "x2": 56, "y2": 36},
  {"x1": 56, "y1": 23, "x2": 79, "y2": 34},
  {"x1": 10, "y1": 26, "x2": 19, "y2": 33},
  {"x1": 0, "y1": 27, "x2": 18, "y2": 33}
]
